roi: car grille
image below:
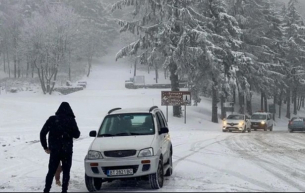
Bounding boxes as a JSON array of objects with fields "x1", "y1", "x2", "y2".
[
  {"x1": 101, "y1": 165, "x2": 139, "y2": 175},
  {"x1": 251, "y1": 122, "x2": 261, "y2": 126},
  {"x1": 227, "y1": 123, "x2": 238, "y2": 126},
  {"x1": 104, "y1": 150, "x2": 137, "y2": 158}
]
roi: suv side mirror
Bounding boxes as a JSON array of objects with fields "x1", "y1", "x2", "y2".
[
  {"x1": 159, "y1": 127, "x2": 169, "y2": 134},
  {"x1": 89, "y1": 130, "x2": 97, "y2": 137}
]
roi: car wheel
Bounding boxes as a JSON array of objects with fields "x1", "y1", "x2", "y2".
[
  {"x1": 165, "y1": 152, "x2": 173, "y2": 176},
  {"x1": 222, "y1": 130, "x2": 227, "y2": 132},
  {"x1": 264, "y1": 125, "x2": 268, "y2": 131},
  {"x1": 85, "y1": 174, "x2": 102, "y2": 192},
  {"x1": 248, "y1": 128, "x2": 251, "y2": 133},
  {"x1": 270, "y1": 125, "x2": 273, "y2": 131},
  {"x1": 289, "y1": 129, "x2": 294, "y2": 133},
  {"x1": 149, "y1": 158, "x2": 164, "y2": 189}
]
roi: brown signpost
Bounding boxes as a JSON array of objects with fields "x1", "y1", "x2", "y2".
[{"x1": 161, "y1": 91, "x2": 191, "y2": 123}]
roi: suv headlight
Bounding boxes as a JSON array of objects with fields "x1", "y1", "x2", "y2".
[
  {"x1": 87, "y1": 150, "x2": 103, "y2": 160},
  {"x1": 138, "y1": 148, "x2": 153, "y2": 157},
  {"x1": 261, "y1": 121, "x2": 266, "y2": 125}
]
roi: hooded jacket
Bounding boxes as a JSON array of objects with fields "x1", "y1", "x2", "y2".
[{"x1": 40, "y1": 102, "x2": 80, "y2": 153}]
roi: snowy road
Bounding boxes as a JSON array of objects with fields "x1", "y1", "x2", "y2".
[{"x1": 2, "y1": 54, "x2": 305, "y2": 192}]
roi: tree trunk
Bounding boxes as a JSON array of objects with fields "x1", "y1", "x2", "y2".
[
  {"x1": 293, "y1": 87, "x2": 297, "y2": 115},
  {"x1": 17, "y1": 59, "x2": 21, "y2": 78},
  {"x1": 50, "y1": 68, "x2": 58, "y2": 95},
  {"x1": 261, "y1": 92, "x2": 264, "y2": 111},
  {"x1": 7, "y1": 48, "x2": 10, "y2": 78},
  {"x1": 87, "y1": 55, "x2": 92, "y2": 77},
  {"x1": 37, "y1": 67, "x2": 46, "y2": 94},
  {"x1": 155, "y1": 64, "x2": 158, "y2": 83},
  {"x1": 233, "y1": 89, "x2": 236, "y2": 104},
  {"x1": 273, "y1": 92, "x2": 277, "y2": 121},
  {"x1": 26, "y1": 56, "x2": 29, "y2": 78},
  {"x1": 14, "y1": 52, "x2": 17, "y2": 78},
  {"x1": 220, "y1": 93, "x2": 226, "y2": 119},
  {"x1": 211, "y1": 85, "x2": 218, "y2": 123},
  {"x1": 278, "y1": 90, "x2": 282, "y2": 119},
  {"x1": 238, "y1": 91, "x2": 244, "y2": 114},
  {"x1": 297, "y1": 97, "x2": 302, "y2": 111},
  {"x1": 264, "y1": 93, "x2": 267, "y2": 112},
  {"x1": 134, "y1": 60, "x2": 137, "y2": 76},
  {"x1": 68, "y1": 50, "x2": 71, "y2": 81},
  {"x1": 286, "y1": 88, "x2": 291, "y2": 119},
  {"x1": 3, "y1": 50, "x2": 6, "y2": 72},
  {"x1": 169, "y1": 62, "x2": 181, "y2": 117}
]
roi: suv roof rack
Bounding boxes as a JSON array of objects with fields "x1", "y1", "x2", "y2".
[
  {"x1": 108, "y1": 107, "x2": 122, "y2": 114},
  {"x1": 149, "y1": 106, "x2": 158, "y2": 112}
]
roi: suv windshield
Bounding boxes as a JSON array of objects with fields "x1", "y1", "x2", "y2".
[
  {"x1": 227, "y1": 115, "x2": 244, "y2": 120},
  {"x1": 98, "y1": 113, "x2": 155, "y2": 137},
  {"x1": 251, "y1": 114, "x2": 267, "y2": 120}
]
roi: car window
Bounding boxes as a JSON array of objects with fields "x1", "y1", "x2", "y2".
[
  {"x1": 98, "y1": 113, "x2": 155, "y2": 136},
  {"x1": 227, "y1": 115, "x2": 244, "y2": 120},
  {"x1": 159, "y1": 110, "x2": 168, "y2": 126},
  {"x1": 251, "y1": 114, "x2": 267, "y2": 120},
  {"x1": 156, "y1": 112, "x2": 165, "y2": 132}
]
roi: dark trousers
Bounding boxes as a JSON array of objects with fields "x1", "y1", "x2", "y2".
[{"x1": 43, "y1": 151, "x2": 72, "y2": 193}]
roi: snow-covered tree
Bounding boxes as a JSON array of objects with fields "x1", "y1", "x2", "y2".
[{"x1": 21, "y1": 4, "x2": 80, "y2": 94}]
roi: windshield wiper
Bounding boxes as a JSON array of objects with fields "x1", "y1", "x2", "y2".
[
  {"x1": 99, "y1": 134, "x2": 115, "y2": 137},
  {"x1": 114, "y1": 133, "x2": 131, "y2": 136},
  {"x1": 130, "y1": 133, "x2": 148, "y2": 135}
]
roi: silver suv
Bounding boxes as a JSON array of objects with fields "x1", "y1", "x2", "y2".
[
  {"x1": 250, "y1": 112, "x2": 274, "y2": 131},
  {"x1": 84, "y1": 106, "x2": 173, "y2": 191}
]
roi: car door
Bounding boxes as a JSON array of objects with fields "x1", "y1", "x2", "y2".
[{"x1": 156, "y1": 111, "x2": 169, "y2": 163}]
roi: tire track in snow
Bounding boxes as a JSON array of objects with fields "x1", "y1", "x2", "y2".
[{"x1": 226, "y1": 133, "x2": 305, "y2": 191}]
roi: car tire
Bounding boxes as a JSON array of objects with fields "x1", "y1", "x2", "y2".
[
  {"x1": 289, "y1": 129, "x2": 294, "y2": 133},
  {"x1": 222, "y1": 130, "x2": 227, "y2": 132},
  {"x1": 149, "y1": 158, "x2": 164, "y2": 189},
  {"x1": 270, "y1": 125, "x2": 273, "y2": 131},
  {"x1": 85, "y1": 174, "x2": 102, "y2": 192},
  {"x1": 248, "y1": 128, "x2": 251, "y2": 133},
  {"x1": 264, "y1": 125, "x2": 268, "y2": 131},
  {"x1": 165, "y1": 152, "x2": 173, "y2": 176}
]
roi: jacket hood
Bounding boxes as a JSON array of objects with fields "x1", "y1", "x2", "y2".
[{"x1": 55, "y1": 102, "x2": 75, "y2": 118}]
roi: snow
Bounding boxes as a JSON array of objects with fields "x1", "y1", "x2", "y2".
[{"x1": 2, "y1": 44, "x2": 305, "y2": 192}]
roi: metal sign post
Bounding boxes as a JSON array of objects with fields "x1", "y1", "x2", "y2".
[{"x1": 166, "y1": 105, "x2": 168, "y2": 122}]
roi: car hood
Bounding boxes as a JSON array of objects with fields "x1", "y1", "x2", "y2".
[
  {"x1": 226, "y1": 119, "x2": 243, "y2": 123},
  {"x1": 90, "y1": 135, "x2": 155, "y2": 152}
]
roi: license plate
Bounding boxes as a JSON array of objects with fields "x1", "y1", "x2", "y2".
[{"x1": 107, "y1": 169, "x2": 133, "y2": 176}]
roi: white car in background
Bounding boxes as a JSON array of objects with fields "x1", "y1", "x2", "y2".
[
  {"x1": 222, "y1": 114, "x2": 251, "y2": 133},
  {"x1": 84, "y1": 106, "x2": 173, "y2": 191}
]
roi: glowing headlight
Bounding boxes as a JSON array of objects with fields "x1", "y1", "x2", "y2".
[
  {"x1": 223, "y1": 121, "x2": 227, "y2": 126},
  {"x1": 238, "y1": 121, "x2": 244, "y2": 126},
  {"x1": 261, "y1": 121, "x2": 266, "y2": 125},
  {"x1": 138, "y1": 148, "x2": 153, "y2": 157},
  {"x1": 87, "y1": 150, "x2": 103, "y2": 160}
]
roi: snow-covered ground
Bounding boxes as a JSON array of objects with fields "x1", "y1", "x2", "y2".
[{"x1": 2, "y1": 45, "x2": 305, "y2": 192}]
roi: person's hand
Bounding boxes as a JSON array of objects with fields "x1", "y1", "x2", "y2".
[{"x1": 44, "y1": 148, "x2": 50, "y2": 154}]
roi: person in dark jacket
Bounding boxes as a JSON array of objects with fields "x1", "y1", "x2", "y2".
[{"x1": 40, "y1": 102, "x2": 80, "y2": 193}]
